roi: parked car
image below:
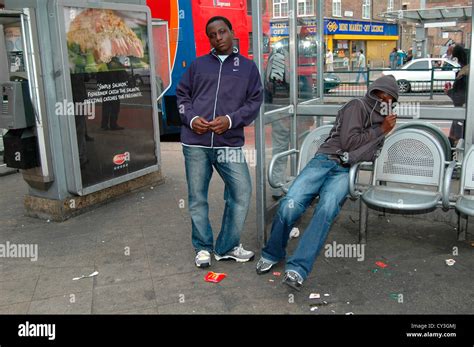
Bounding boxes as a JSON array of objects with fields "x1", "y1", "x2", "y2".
[
  {"x1": 320, "y1": 73, "x2": 341, "y2": 94},
  {"x1": 381, "y1": 58, "x2": 460, "y2": 93}
]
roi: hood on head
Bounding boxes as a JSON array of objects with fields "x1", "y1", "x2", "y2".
[
  {"x1": 367, "y1": 74, "x2": 399, "y2": 103},
  {"x1": 358, "y1": 74, "x2": 399, "y2": 124}
]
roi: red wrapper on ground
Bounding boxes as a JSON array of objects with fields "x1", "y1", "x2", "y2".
[{"x1": 204, "y1": 271, "x2": 227, "y2": 283}]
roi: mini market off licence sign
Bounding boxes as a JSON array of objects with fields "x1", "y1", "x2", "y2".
[
  {"x1": 270, "y1": 19, "x2": 398, "y2": 37},
  {"x1": 325, "y1": 19, "x2": 398, "y2": 36}
]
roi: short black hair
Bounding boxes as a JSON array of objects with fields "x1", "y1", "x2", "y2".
[
  {"x1": 360, "y1": 49, "x2": 364, "y2": 53},
  {"x1": 453, "y1": 44, "x2": 468, "y2": 66},
  {"x1": 206, "y1": 16, "x2": 232, "y2": 34}
]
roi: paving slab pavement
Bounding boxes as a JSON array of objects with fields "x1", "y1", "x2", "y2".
[{"x1": 0, "y1": 141, "x2": 472, "y2": 314}]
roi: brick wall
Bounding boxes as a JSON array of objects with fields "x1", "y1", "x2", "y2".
[{"x1": 426, "y1": 0, "x2": 472, "y2": 56}]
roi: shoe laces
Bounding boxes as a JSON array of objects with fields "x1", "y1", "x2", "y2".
[
  {"x1": 258, "y1": 258, "x2": 271, "y2": 269},
  {"x1": 233, "y1": 244, "x2": 248, "y2": 256},
  {"x1": 197, "y1": 250, "x2": 210, "y2": 259}
]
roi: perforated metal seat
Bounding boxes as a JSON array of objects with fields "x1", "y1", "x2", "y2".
[
  {"x1": 350, "y1": 128, "x2": 453, "y2": 243},
  {"x1": 456, "y1": 196, "x2": 474, "y2": 216},
  {"x1": 268, "y1": 125, "x2": 333, "y2": 193},
  {"x1": 395, "y1": 121, "x2": 452, "y2": 161},
  {"x1": 361, "y1": 129, "x2": 446, "y2": 208},
  {"x1": 297, "y1": 125, "x2": 333, "y2": 173},
  {"x1": 456, "y1": 146, "x2": 474, "y2": 217},
  {"x1": 362, "y1": 187, "x2": 442, "y2": 211}
]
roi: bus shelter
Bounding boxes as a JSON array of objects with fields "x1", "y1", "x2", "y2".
[
  {"x1": 0, "y1": 0, "x2": 170, "y2": 220},
  {"x1": 251, "y1": 0, "x2": 474, "y2": 246},
  {"x1": 382, "y1": 6, "x2": 472, "y2": 60}
]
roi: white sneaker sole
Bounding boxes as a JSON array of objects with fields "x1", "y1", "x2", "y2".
[
  {"x1": 195, "y1": 262, "x2": 210, "y2": 268},
  {"x1": 214, "y1": 254, "x2": 255, "y2": 262}
]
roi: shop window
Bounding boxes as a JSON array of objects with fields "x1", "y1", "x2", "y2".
[
  {"x1": 273, "y1": 0, "x2": 288, "y2": 18},
  {"x1": 297, "y1": 0, "x2": 314, "y2": 17},
  {"x1": 362, "y1": 0, "x2": 371, "y2": 19},
  {"x1": 332, "y1": 0, "x2": 341, "y2": 17},
  {"x1": 387, "y1": 0, "x2": 394, "y2": 12}
]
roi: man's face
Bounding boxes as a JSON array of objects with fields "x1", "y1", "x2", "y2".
[
  {"x1": 375, "y1": 90, "x2": 395, "y2": 104},
  {"x1": 206, "y1": 20, "x2": 234, "y2": 55}
]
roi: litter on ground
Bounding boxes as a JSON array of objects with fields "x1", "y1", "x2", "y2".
[{"x1": 73, "y1": 271, "x2": 99, "y2": 281}]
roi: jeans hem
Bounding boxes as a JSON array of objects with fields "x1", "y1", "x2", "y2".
[
  {"x1": 261, "y1": 251, "x2": 282, "y2": 264},
  {"x1": 194, "y1": 247, "x2": 214, "y2": 254}
]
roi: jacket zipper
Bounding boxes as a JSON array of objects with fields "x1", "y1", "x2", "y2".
[{"x1": 211, "y1": 56, "x2": 224, "y2": 148}]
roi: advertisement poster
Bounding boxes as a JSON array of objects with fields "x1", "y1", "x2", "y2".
[{"x1": 64, "y1": 7, "x2": 157, "y2": 188}]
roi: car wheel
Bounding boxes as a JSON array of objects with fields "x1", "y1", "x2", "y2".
[{"x1": 398, "y1": 80, "x2": 411, "y2": 93}]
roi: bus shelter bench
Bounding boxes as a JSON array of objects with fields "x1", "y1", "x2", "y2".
[
  {"x1": 349, "y1": 128, "x2": 456, "y2": 244},
  {"x1": 443, "y1": 145, "x2": 474, "y2": 240}
]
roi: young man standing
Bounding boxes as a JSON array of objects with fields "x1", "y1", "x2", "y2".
[
  {"x1": 355, "y1": 49, "x2": 366, "y2": 83},
  {"x1": 177, "y1": 17, "x2": 263, "y2": 268},
  {"x1": 325, "y1": 49, "x2": 334, "y2": 72},
  {"x1": 256, "y1": 75, "x2": 398, "y2": 290}
]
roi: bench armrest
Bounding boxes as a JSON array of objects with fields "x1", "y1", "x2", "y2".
[
  {"x1": 349, "y1": 161, "x2": 372, "y2": 198},
  {"x1": 268, "y1": 149, "x2": 298, "y2": 189},
  {"x1": 442, "y1": 160, "x2": 458, "y2": 210}
]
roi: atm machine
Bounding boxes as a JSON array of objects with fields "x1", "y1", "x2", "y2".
[{"x1": 0, "y1": 0, "x2": 170, "y2": 220}]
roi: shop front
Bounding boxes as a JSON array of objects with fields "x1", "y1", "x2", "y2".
[{"x1": 325, "y1": 18, "x2": 399, "y2": 69}]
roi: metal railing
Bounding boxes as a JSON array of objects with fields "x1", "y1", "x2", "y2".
[{"x1": 319, "y1": 67, "x2": 458, "y2": 99}]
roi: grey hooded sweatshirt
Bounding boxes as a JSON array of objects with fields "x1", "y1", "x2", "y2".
[{"x1": 317, "y1": 75, "x2": 399, "y2": 165}]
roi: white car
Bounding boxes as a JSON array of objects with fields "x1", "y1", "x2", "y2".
[{"x1": 381, "y1": 58, "x2": 460, "y2": 93}]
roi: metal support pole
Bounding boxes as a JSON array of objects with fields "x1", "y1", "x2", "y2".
[
  {"x1": 457, "y1": 212, "x2": 468, "y2": 241},
  {"x1": 317, "y1": 0, "x2": 324, "y2": 101},
  {"x1": 252, "y1": 0, "x2": 266, "y2": 248},
  {"x1": 464, "y1": 1, "x2": 474, "y2": 151},
  {"x1": 456, "y1": 1, "x2": 474, "y2": 236},
  {"x1": 430, "y1": 67, "x2": 435, "y2": 100},
  {"x1": 359, "y1": 200, "x2": 368, "y2": 244},
  {"x1": 289, "y1": 0, "x2": 297, "y2": 177},
  {"x1": 366, "y1": 66, "x2": 370, "y2": 90}
]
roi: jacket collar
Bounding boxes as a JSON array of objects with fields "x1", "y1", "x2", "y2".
[{"x1": 210, "y1": 46, "x2": 239, "y2": 59}]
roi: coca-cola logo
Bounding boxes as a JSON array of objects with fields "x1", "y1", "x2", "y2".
[{"x1": 113, "y1": 152, "x2": 130, "y2": 166}]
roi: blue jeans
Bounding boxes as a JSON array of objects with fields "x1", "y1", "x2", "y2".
[
  {"x1": 262, "y1": 153, "x2": 350, "y2": 280},
  {"x1": 182, "y1": 146, "x2": 252, "y2": 256},
  {"x1": 355, "y1": 67, "x2": 366, "y2": 83}
]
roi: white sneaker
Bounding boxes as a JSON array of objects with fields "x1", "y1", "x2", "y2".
[
  {"x1": 195, "y1": 250, "x2": 211, "y2": 268},
  {"x1": 214, "y1": 244, "x2": 255, "y2": 262}
]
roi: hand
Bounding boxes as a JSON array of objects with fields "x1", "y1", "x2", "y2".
[
  {"x1": 208, "y1": 116, "x2": 230, "y2": 135},
  {"x1": 381, "y1": 114, "x2": 397, "y2": 134},
  {"x1": 444, "y1": 82, "x2": 452, "y2": 94},
  {"x1": 192, "y1": 117, "x2": 210, "y2": 134}
]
